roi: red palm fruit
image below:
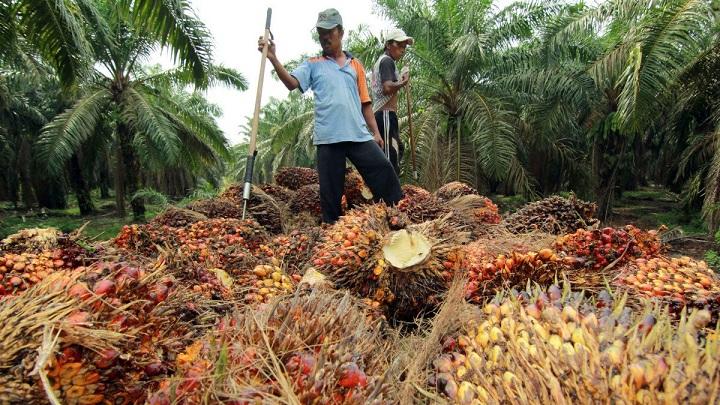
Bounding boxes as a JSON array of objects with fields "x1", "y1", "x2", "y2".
[{"x1": 338, "y1": 362, "x2": 368, "y2": 388}]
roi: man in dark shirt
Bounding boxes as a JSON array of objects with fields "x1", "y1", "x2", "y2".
[{"x1": 371, "y1": 29, "x2": 413, "y2": 175}]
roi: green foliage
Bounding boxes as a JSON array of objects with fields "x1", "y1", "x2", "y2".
[
  {"x1": 131, "y1": 187, "x2": 169, "y2": 206},
  {"x1": 704, "y1": 230, "x2": 720, "y2": 273}
]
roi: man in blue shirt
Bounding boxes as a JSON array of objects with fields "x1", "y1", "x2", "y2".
[{"x1": 258, "y1": 8, "x2": 402, "y2": 223}]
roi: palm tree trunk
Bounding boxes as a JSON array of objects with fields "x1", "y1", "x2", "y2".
[
  {"x1": 114, "y1": 143, "x2": 126, "y2": 217},
  {"x1": 18, "y1": 138, "x2": 37, "y2": 209},
  {"x1": 99, "y1": 153, "x2": 111, "y2": 199},
  {"x1": 592, "y1": 130, "x2": 627, "y2": 222},
  {"x1": 68, "y1": 154, "x2": 95, "y2": 215},
  {"x1": 118, "y1": 122, "x2": 145, "y2": 220},
  {"x1": 456, "y1": 114, "x2": 462, "y2": 182}
]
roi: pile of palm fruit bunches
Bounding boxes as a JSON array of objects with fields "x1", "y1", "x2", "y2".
[{"x1": 1, "y1": 166, "x2": 719, "y2": 404}]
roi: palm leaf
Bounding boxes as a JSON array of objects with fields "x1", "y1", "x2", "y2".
[
  {"x1": 37, "y1": 86, "x2": 111, "y2": 173},
  {"x1": 16, "y1": 0, "x2": 94, "y2": 86},
  {"x1": 127, "y1": 0, "x2": 213, "y2": 85},
  {"x1": 122, "y1": 85, "x2": 181, "y2": 164}
]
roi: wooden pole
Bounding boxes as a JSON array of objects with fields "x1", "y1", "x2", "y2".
[
  {"x1": 242, "y1": 8, "x2": 272, "y2": 219},
  {"x1": 405, "y1": 79, "x2": 418, "y2": 181}
]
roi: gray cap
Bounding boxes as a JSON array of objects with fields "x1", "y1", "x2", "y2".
[{"x1": 316, "y1": 8, "x2": 342, "y2": 29}]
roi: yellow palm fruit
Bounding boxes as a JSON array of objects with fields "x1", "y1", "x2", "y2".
[
  {"x1": 500, "y1": 317, "x2": 516, "y2": 336},
  {"x1": 499, "y1": 301, "x2": 513, "y2": 317},
  {"x1": 503, "y1": 371, "x2": 517, "y2": 384},
  {"x1": 548, "y1": 334, "x2": 563, "y2": 350},
  {"x1": 490, "y1": 345, "x2": 502, "y2": 363},
  {"x1": 475, "y1": 330, "x2": 490, "y2": 349},
  {"x1": 571, "y1": 328, "x2": 586, "y2": 346},
  {"x1": 532, "y1": 321, "x2": 549, "y2": 340},
  {"x1": 561, "y1": 305, "x2": 579, "y2": 323},
  {"x1": 467, "y1": 351, "x2": 483, "y2": 371},
  {"x1": 457, "y1": 381, "x2": 476, "y2": 404},
  {"x1": 529, "y1": 344, "x2": 539, "y2": 357},
  {"x1": 457, "y1": 365, "x2": 469, "y2": 379},
  {"x1": 489, "y1": 327, "x2": 503, "y2": 342}
]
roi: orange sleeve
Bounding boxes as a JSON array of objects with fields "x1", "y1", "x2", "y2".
[{"x1": 351, "y1": 59, "x2": 371, "y2": 104}]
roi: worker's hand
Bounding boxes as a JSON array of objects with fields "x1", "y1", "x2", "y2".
[
  {"x1": 400, "y1": 66, "x2": 410, "y2": 84},
  {"x1": 373, "y1": 131, "x2": 384, "y2": 149},
  {"x1": 258, "y1": 36, "x2": 276, "y2": 60}
]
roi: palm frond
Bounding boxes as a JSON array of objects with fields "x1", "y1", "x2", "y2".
[
  {"x1": 36, "y1": 87, "x2": 111, "y2": 173},
  {"x1": 16, "y1": 0, "x2": 94, "y2": 86},
  {"x1": 127, "y1": 0, "x2": 213, "y2": 85},
  {"x1": 122, "y1": 85, "x2": 182, "y2": 164},
  {"x1": 615, "y1": 0, "x2": 712, "y2": 133},
  {"x1": 461, "y1": 90, "x2": 518, "y2": 180}
]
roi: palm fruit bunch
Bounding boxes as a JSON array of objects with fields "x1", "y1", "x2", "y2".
[
  {"x1": 274, "y1": 166, "x2": 319, "y2": 190},
  {"x1": 434, "y1": 181, "x2": 479, "y2": 201},
  {"x1": 263, "y1": 228, "x2": 322, "y2": 276},
  {"x1": 259, "y1": 183, "x2": 296, "y2": 205},
  {"x1": 174, "y1": 218, "x2": 270, "y2": 254},
  {"x1": 186, "y1": 198, "x2": 243, "y2": 219},
  {"x1": 461, "y1": 243, "x2": 562, "y2": 302},
  {"x1": 555, "y1": 226, "x2": 663, "y2": 270},
  {"x1": 44, "y1": 346, "x2": 109, "y2": 405},
  {"x1": 402, "y1": 184, "x2": 431, "y2": 199},
  {"x1": 289, "y1": 183, "x2": 323, "y2": 221},
  {"x1": 219, "y1": 184, "x2": 285, "y2": 234},
  {"x1": 0, "y1": 273, "x2": 126, "y2": 405},
  {"x1": 0, "y1": 250, "x2": 80, "y2": 296},
  {"x1": 61, "y1": 259, "x2": 233, "y2": 401},
  {"x1": 618, "y1": 256, "x2": 720, "y2": 305},
  {"x1": 344, "y1": 167, "x2": 373, "y2": 209},
  {"x1": 312, "y1": 204, "x2": 469, "y2": 320},
  {"x1": 237, "y1": 264, "x2": 297, "y2": 305},
  {"x1": 114, "y1": 223, "x2": 178, "y2": 255},
  {"x1": 0, "y1": 227, "x2": 63, "y2": 253},
  {"x1": 151, "y1": 207, "x2": 207, "y2": 228},
  {"x1": 398, "y1": 185, "x2": 449, "y2": 223},
  {"x1": 148, "y1": 291, "x2": 393, "y2": 405},
  {"x1": 503, "y1": 194, "x2": 600, "y2": 234},
  {"x1": 428, "y1": 284, "x2": 719, "y2": 404},
  {"x1": 170, "y1": 219, "x2": 269, "y2": 272}
]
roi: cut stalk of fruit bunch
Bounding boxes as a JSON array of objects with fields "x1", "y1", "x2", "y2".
[
  {"x1": 434, "y1": 181, "x2": 479, "y2": 201},
  {"x1": 312, "y1": 205, "x2": 469, "y2": 320}
]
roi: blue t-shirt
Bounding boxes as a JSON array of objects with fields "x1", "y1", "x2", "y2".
[{"x1": 291, "y1": 52, "x2": 373, "y2": 145}]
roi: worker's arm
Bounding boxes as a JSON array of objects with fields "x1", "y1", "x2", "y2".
[
  {"x1": 382, "y1": 70, "x2": 409, "y2": 96},
  {"x1": 258, "y1": 37, "x2": 299, "y2": 91},
  {"x1": 362, "y1": 102, "x2": 384, "y2": 148}
]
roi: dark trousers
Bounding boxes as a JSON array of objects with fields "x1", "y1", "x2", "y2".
[
  {"x1": 374, "y1": 110, "x2": 403, "y2": 175},
  {"x1": 317, "y1": 140, "x2": 403, "y2": 224}
]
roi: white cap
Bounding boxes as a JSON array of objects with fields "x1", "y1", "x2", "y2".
[{"x1": 385, "y1": 28, "x2": 414, "y2": 45}]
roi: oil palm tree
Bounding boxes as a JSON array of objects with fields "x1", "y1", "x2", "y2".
[
  {"x1": 37, "y1": 0, "x2": 247, "y2": 219},
  {"x1": 541, "y1": 0, "x2": 715, "y2": 219},
  {"x1": 375, "y1": 0, "x2": 561, "y2": 194}
]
